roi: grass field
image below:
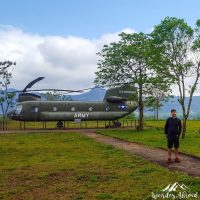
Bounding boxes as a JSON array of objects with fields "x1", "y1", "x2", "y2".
[
  {"x1": 97, "y1": 120, "x2": 200, "y2": 158},
  {"x1": 145, "y1": 120, "x2": 200, "y2": 131},
  {"x1": 0, "y1": 132, "x2": 200, "y2": 200}
]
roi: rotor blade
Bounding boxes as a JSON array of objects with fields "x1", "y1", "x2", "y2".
[
  {"x1": 25, "y1": 89, "x2": 84, "y2": 93},
  {"x1": 7, "y1": 88, "x2": 84, "y2": 94},
  {"x1": 7, "y1": 86, "x2": 103, "y2": 94},
  {"x1": 25, "y1": 86, "x2": 104, "y2": 93},
  {"x1": 22, "y1": 77, "x2": 45, "y2": 93},
  {"x1": 77, "y1": 86, "x2": 103, "y2": 91}
]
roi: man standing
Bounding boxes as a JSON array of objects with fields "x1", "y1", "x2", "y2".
[{"x1": 164, "y1": 109, "x2": 182, "y2": 163}]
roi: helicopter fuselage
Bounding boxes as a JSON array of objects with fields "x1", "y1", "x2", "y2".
[{"x1": 8, "y1": 100, "x2": 137, "y2": 122}]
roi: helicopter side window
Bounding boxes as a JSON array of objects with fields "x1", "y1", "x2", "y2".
[
  {"x1": 105, "y1": 106, "x2": 110, "y2": 112},
  {"x1": 53, "y1": 107, "x2": 57, "y2": 112},
  {"x1": 71, "y1": 107, "x2": 75, "y2": 112},
  {"x1": 89, "y1": 107, "x2": 93, "y2": 111},
  {"x1": 31, "y1": 106, "x2": 38, "y2": 113},
  {"x1": 15, "y1": 104, "x2": 22, "y2": 115}
]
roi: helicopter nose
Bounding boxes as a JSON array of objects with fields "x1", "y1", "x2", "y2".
[
  {"x1": 7, "y1": 110, "x2": 19, "y2": 120},
  {"x1": 7, "y1": 111, "x2": 14, "y2": 119}
]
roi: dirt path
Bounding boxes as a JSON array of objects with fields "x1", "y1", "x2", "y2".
[{"x1": 78, "y1": 129, "x2": 200, "y2": 179}]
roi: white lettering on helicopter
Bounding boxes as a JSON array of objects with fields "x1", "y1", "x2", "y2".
[
  {"x1": 119, "y1": 90, "x2": 135, "y2": 94},
  {"x1": 74, "y1": 113, "x2": 89, "y2": 119}
]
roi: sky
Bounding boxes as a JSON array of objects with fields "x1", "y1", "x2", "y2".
[{"x1": 0, "y1": 0, "x2": 200, "y2": 93}]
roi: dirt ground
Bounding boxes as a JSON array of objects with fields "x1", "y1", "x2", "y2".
[{"x1": 78, "y1": 129, "x2": 200, "y2": 179}]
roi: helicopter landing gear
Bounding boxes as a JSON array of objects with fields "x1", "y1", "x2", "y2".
[
  {"x1": 57, "y1": 121, "x2": 64, "y2": 129},
  {"x1": 106, "y1": 121, "x2": 121, "y2": 128},
  {"x1": 113, "y1": 121, "x2": 121, "y2": 128}
]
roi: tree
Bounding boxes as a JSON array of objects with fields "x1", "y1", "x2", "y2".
[
  {"x1": 144, "y1": 78, "x2": 173, "y2": 120},
  {"x1": 0, "y1": 61, "x2": 16, "y2": 130},
  {"x1": 95, "y1": 32, "x2": 157, "y2": 130},
  {"x1": 150, "y1": 17, "x2": 200, "y2": 138},
  {"x1": 42, "y1": 91, "x2": 73, "y2": 101}
]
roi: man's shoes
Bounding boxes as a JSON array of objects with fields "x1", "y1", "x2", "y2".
[
  {"x1": 175, "y1": 157, "x2": 180, "y2": 163},
  {"x1": 167, "y1": 158, "x2": 172, "y2": 163}
]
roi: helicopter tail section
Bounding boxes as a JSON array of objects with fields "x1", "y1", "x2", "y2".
[{"x1": 103, "y1": 85, "x2": 137, "y2": 102}]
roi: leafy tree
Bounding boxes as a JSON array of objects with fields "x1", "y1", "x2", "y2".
[
  {"x1": 42, "y1": 91, "x2": 73, "y2": 101},
  {"x1": 150, "y1": 17, "x2": 200, "y2": 138},
  {"x1": 95, "y1": 32, "x2": 159, "y2": 130},
  {"x1": 0, "y1": 61, "x2": 16, "y2": 130},
  {"x1": 122, "y1": 112, "x2": 136, "y2": 120},
  {"x1": 145, "y1": 79, "x2": 173, "y2": 120}
]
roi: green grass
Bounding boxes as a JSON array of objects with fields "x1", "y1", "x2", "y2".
[
  {"x1": 0, "y1": 132, "x2": 199, "y2": 199},
  {"x1": 145, "y1": 120, "x2": 200, "y2": 131},
  {"x1": 97, "y1": 120, "x2": 200, "y2": 157}
]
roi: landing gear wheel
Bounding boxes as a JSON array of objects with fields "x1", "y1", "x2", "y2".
[
  {"x1": 105, "y1": 121, "x2": 121, "y2": 128},
  {"x1": 112, "y1": 121, "x2": 121, "y2": 128},
  {"x1": 57, "y1": 121, "x2": 64, "y2": 129}
]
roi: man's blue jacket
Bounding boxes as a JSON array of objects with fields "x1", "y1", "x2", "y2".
[{"x1": 164, "y1": 117, "x2": 182, "y2": 137}]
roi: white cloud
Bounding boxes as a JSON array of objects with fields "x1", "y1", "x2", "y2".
[
  {"x1": 2, "y1": 25, "x2": 200, "y2": 97},
  {"x1": 0, "y1": 25, "x2": 136, "y2": 91}
]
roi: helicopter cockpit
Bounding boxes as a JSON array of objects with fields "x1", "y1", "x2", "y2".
[{"x1": 7, "y1": 104, "x2": 23, "y2": 120}]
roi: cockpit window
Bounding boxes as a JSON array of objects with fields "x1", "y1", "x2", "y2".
[{"x1": 15, "y1": 104, "x2": 22, "y2": 115}]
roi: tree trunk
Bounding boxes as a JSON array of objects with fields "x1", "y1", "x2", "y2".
[
  {"x1": 179, "y1": 97, "x2": 187, "y2": 138},
  {"x1": 182, "y1": 116, "x2": 187, "y2": 139},
  {"x1": 156, "y1": 108, "x2": 158, "y2": 120},
  {"x1": 156, "y1": 107, "x2": 159, "y2": 120},
  {"x1": 138, "y1": 83, "x2": 143, "y2": 130},
  {"x1": 156, "y1": 98, "x2": 159, "y2": 120},
  {"x1": 2, "y1": 116, "x2": 5, "y2": 131},
  {"x1": 139, "y1": 103, "x2": 143, "y2": 130}
]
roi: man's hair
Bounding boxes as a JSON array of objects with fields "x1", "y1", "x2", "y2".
[{"x1": 171, "y1": 109, "x2": 176, "y2": 113}]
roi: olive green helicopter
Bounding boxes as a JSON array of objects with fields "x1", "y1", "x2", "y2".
[{"x1": 7, "y1": 77, "x2": 138, "y2": 128}]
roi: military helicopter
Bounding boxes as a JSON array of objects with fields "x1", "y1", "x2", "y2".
[{"x1": 7, "y1": 77, "x2": 138, "y2": 128}]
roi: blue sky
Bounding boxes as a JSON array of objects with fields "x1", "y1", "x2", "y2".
[
  {"x1": 0, "y1": 0, "x2": 199, "y2": 92},
  {"x1": 0, "y1": 0, "x2": 199, "y2": 38}
]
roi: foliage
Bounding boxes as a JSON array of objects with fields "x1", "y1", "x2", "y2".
[
  {"x1": 41, "y1": 91, "x2": 73, "y2": 101},
  {"x1": 95, "y1": 32, "x2": 152, "y2": 87},
  {"x1": 144, "y1": 77, "x2": 173, "y2": 120},
  {"x1": 150, "y1": 17, "x2": 200, "y2": 138},
  {"x1": 0, "y1": 61, "x2": 16, "y2": 126},
  {"x1": 121, "y1": 112, "x2": 136, "y2": 120},
  {"x1": 95, "y1": 32, "x2": 171, "y2": 130}
]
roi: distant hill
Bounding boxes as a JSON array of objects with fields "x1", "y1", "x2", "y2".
[
  {"x1": 71, "y1": 87, "x2": 106, "y2": 101},
  {"x1": 144, "y1": 96, "x2": 200, "y2": 119},
  {"x1": 7, "y1": 88, "x2": 18, "y2": 93}
]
